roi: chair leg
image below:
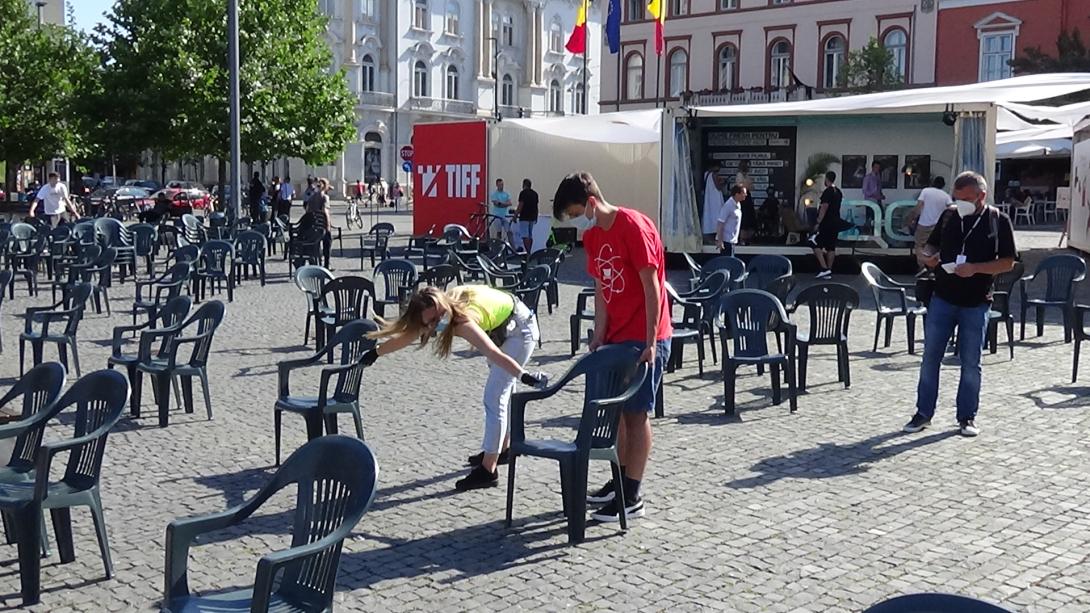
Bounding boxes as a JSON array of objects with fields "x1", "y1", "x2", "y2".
[
  {"x1": 88, "y1": 493, "x2": 113, "y2": 578},
  {"x1": 558, "y1": 463, "x2": 570, "y2": 519},
  {"x1": 303, "y1": 411, "x2": 324, "y2": 441},
  {"x1": 1020, "y1": 304, "x2": 1027, "y2": 340},
  {"x1": 350, "y1": 408, "x2": 365, "y2": 440},
  {"x1": 906, "y1": 314, "x2": 917, "y2": 355},
  {"x1": 200, "y1": 372, "x2": 213, "y2": 420},
  {"x1": 129, "y1": 368, "x2": 142, "y2": 417},
  {"x1": 872, "y1": 314, "x2": 882, "y2": 352},
  {"x1": 504, "y1": 455, "x2": 518, "y2": 527},
  {"x1": 797, "y1": 344, "x2": 809, "y2": 392},
  {"x1": 1063, "y1": 305, "x2": 1073, "y2": 343},
  {"x1": 724, "y1": 362, "x2": 738, "y2": 415},
  {"x1": 569, "y1": 317, "x2": 579, "y2": 357},
  {"x1": 771, "y1": 364, "x2": 782, "y2": 405},
  {"x1": 155, "y1": 374, "x2": 171, "y2": 427},
  {"x1": 840, "y1": 342, "x2": 851, "y2": 389},
  {"x1": 274, "y1": 409, "x2": 282, "y2": 466},
  {"x1": 1006, "y1": 318, "x2": 1015, "y2": 360},
  {"x1": 68, "y1": 339, "x2": 81, "y2": 377},
  {"x1": 323, "y1": 413, "x2": 339, "y2": 435},
  {"x1": 1036, "y1": 306, "x2": 1044, "y2": 338},
  {"x1": 561, "y1": 459, "x2": 588, "y2": 544},
  {"x1": 787, "y1": 355, "x2": 798, "y2": 413},
  {"x1": 14, "y1": 506, "x2": 42, "y2": 606},
  {"x1": 19, "y1": 338, "x2": 25, "y2": 376},
  {"x1": 50, "y1": 508, "x2": 76, "y2": 564},
  {"x1": 1074, "y1": 338, "x2": 1082, "y2": 383},
  {"x1": 181, "y1": 376, "x2": 194, "y2": 414},
  {"x1": 883, "y1": 317, "x2": 894, "y2": 348},
  {"x1": 610, "y1": 461, "x2": 628, "y2": 531},
  {"x1": 696, "y1": 335, "x2": 705, "y2": 376}
]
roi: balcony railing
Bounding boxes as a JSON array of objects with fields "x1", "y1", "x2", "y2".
[
  {"x1": 407, "y1": 97, "x2": 476, "y2": 115},
  {"x1": 359, "y1": 91, "x2": 396, "y2": 108},
  {"x1": 688, "y1": 87, "x2": 818, "y2": 107}
]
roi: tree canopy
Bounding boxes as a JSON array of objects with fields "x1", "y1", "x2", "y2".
[
  {"x1": 1010, "y1": 28, "x2": 1090, "y2": 74},
  {"x1": 836, "y1": 37, "x2": 904, "y2": 94}
]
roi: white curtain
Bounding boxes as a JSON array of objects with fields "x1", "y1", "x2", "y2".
[
  {"x1": 954, "y1": 112, "x2": 987, "y2": 178},
  {"x1": 662, "y1": 121, "x2": 702, "y2": 253}
]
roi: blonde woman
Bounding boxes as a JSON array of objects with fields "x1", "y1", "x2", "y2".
[{"x1": 363, "y1": 285, "x2": 547, "y2": 491}]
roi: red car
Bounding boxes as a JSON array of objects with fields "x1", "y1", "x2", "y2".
[{"x1": 153, "y1": 184, "x2": 211, "y2": 216}]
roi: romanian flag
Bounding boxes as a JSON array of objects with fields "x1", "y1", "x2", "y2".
[
  {"x1": 565, "y1": 0, "x2": 589, "y2": 54},
  {"x1": 648, "y1": 0, "x2": 665, "y2": 55}
]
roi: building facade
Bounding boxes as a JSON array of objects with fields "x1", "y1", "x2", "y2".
[
  {"x1": 301, "y1": 0, "x2": 601, "y2": 192},
  {"x1": 935, "y1": 0, "x2": 1090, "y2": 85},
  {"x1": 601, "y1": 0, "x2": 938, "y2": 109},
  {"x1": 24, "y1": 0, "x2": 64, "y2": 25}
]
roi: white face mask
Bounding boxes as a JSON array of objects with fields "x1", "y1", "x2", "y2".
[{"x1": 955, "y1": 199, "x2": 978, "y2": 218}]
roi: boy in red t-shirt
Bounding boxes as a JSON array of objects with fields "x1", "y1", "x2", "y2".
[{"x1": 553, "y1": 172, "x2": 672, "y2": 523}]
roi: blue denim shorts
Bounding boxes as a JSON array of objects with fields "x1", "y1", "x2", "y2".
[{"x1": 612, "y1": 339, "x2": 671, "y2": 413}]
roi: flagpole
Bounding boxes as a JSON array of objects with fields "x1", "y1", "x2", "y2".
[
  {"x1": 582, "y1": 2, "x2": 588, "y2": 114},
  {"x1": 655, "y1": 53, "x2": 662, "y2": 109},
  {"x1": 615, "y1": 52, "x2": 621, "y2": 111}
]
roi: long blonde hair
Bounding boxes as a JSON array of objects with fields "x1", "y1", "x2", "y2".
[{"x1": 369, "y1": 286, "x2": 479, "y2": 358}]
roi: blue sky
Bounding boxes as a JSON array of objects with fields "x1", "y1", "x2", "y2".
[{"x1": 71, "y1": 0, "x2": 113, "y2": 32}]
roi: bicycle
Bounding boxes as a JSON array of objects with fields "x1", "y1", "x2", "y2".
[
  {"x1": 468, "y1": 202, "x2": 512, "y2": 242},
  {"x1": 344, "y1": 195, "x2": 364, "y2": 230},
  {"x1": 546, "y1": 226, "x2": 575, "y2": 255}
]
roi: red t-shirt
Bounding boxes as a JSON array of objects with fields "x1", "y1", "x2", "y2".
[{"x1": 584, "y1": 208, "x2": 673, "y2": 344}]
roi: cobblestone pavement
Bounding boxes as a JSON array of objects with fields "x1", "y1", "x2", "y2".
[{"x1": 0, "y1": 209, "x2": 1088, "y2": 612}]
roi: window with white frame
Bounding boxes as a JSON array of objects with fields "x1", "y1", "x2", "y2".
[
  {"x1": 670, "y1": 0, "x2": 688, "y2": 16},
  {"x1": 445, "y1": 65, "x2": 460, "y2": 99},
  {"x1": 549, "y1": 19, "x2": 563, "y2": 53},
  {"x1": 549, "y1": 80, "x2": 562, "y2": 112},
  {"x1": 500, "y1": 14, "x2": 514, "y2": 46},
  {"x1": 771, "y1": 0, "x2": 792, "y2": 4},
  {"x1": 823, "y1": 35, "x2": 846, "y2": 89},
  {"x1": 717, "y1": 45, "x2": 736, "y2": 90},
  {"x1": 413, "y1": 0, "x2": 429, "y2": 30},
  {"x1": 720, "y1": 0, "x2": 738, "y2": 9},
  {"x1": 625, "y1": 53, "x2": 644, "y2": 100},
  {"x1": 501, "y1": 74, "x2": 514, "y2": 106},
  {"x1": 979, "y1": 31, "x2": 1014, "y2": 81},
  {"x1": 668, "y1": 49, "x2": 688, "y2": 96},
  {"x1": 360, "y1": 0, "x2": 375, "y2": 18},
  {"x1": 626, "y1": 0, "x2": 645, "y2": 21},
  {"x1": 883, "y1": 29, "x2": 907, "y2": 81},
  {"x1": 769, "y1": 40, "x2": 791, "y2": 89},
  {"x1": 413, "y1": 60, "x2": 428, "y2": 96},
  {"x1": 573, "y1": 82, "x2": 586, "y2": 114},
  {"x1": 445, "y1": 2, "x2": 459, "y2": 35},
  {"x1": 361, "y1": 55, "x2": 375, "y2": 92}
]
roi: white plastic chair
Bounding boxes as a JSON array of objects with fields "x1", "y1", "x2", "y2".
[{"x1": 1013, "y1": 199, "x2": 1034, "y2": 226}]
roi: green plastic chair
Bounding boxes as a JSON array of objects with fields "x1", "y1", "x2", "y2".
[
  {"x1": 274, "y1": 319, "x2": 378, "y2": 466},
  {"x1": 863, "y1": 593, "x2": 1014, "y2": 612},
  {"x1": 108, "y1": 295, "x2": 193, "y2": 417},
  {"x1": 506, "y1": 345, "x2": 649, "y2": 544},
  {"x1": 19, "y1": 282, "x2": 93, "y2": 377},
  {"x1": 0, "y1": 369, "x2": 128, "y2": 606},
  {"x1": 164, "y1": 436, "x2": 379, "y2": 613}
]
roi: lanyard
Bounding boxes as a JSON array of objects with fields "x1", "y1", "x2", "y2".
[{"x1": 959, "y1": 212, "x2": 986, "y2": 257}]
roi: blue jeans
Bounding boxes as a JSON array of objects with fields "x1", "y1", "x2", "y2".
[
  {"x1": 614, "y1": 339, "x2": 671, "y2": 413},
  {"x1": 915, "y1": 295, "x2": 990, "y2": 422}
]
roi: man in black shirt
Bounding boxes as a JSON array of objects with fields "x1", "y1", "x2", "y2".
[
  {"x1": 248, "y1": 172, "x2": 265, "y2": 223},
  {"x1": 516, "y1": 178, "x2": 539, "y2": 253},
  {"x1": 811, "y1": 171, "x2": 843, "y2": 278},
  {"x1": 904, "y1": 171, "x2": 1016, "y2": 438}
]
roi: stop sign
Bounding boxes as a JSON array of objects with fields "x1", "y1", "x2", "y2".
[{"x1": 400, "y1": 145, "x2": 414, "y2": 161}]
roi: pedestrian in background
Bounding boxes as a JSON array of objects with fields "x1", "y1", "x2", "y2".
[
  {"x1": 516, "y1": 178, "x2": 539, "y2": 253},
  {"x1": 302, "y1": 177, "x2": 333, "y2": 268},
  {"x1": 28, "y1": 172, "x2": 79, "y2": 227},
  {"x1": 248, "y1": 172, "x2": 265, "y2": 223},
  {"x1": 811, "y1": 171, "x2": 843, "y2": 278},
  {"x1": 908, "y1": 176, "x2": 952, "y2": 260},
  {"x1": 904, "y1": 171, "x2": 1017, "y2": 438},
  {"x1": 863, "y1": 161, "x2": 885, "y2": 206},
  {"x1": 278, "y1": 176, "x2": 295, "y2": 220},
  {"x1": 716, "y1": 184, "x2": 745, "y2": 256}
]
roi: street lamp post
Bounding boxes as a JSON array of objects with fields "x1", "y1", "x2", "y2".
[
  {"x1": 35, "y1": 1, "x2": 45, "y2": 26},
  {"x1": 227, "y1": 0, "x2": 242, "y2": 220},
  {"x1": 488, "y1": 36, "x2": 499, "y2": 120}
]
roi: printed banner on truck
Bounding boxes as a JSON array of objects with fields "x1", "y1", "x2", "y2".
[{"x1": 412, "y1": 121, "x2": 487, "y2": 235}]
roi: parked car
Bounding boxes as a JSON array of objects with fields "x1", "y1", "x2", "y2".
[
  {"x1": 153, "y1": 187, "x2": 210, "y2": 216},
  {"x1": 125, "y1": 179, "x2": 162, "y2": 191},
  {"x1": 79, "y1": 176, "x2": 100, "y2": 196},
  {"x1": 164, "y1": 181, "x2": 211, "y2": 209},
  {"x1": 87, "y1": 186, "x2": 155, "y2": 218}
]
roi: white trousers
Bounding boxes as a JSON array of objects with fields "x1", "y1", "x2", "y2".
[{"x1": 480, "y1": 302, "x2": 538, "y2": 454}]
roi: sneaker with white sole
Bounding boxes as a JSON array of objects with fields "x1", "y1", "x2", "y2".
[
  {"x1": 591, "y1": 496, "x2": 645, "y2": 523},
  {"x1": 903, "y1": 414, "x2": 931, "y2": 433},
  {"x1": 959, "y1": 420, "x2": 980, "y2": 437},
  {"x1": 816, "y1": 270, "x2": 832, "y2": 279},
  {"x1": 586, "y1": 480, "x2": 616, "y2": 504}
]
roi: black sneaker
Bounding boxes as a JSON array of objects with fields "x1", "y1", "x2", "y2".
[
  {"x1": 591, "y1": 496, "x2": 645, "y2": 523},
  {"x1": 466, "y1": 450, "x2": 510, "y2": 467},
  {"x1": 587, "y1": 480, "x2": 617, "y2": 504},
  {"x1": 959, "y1": 420, "x2": 980, "y2": 437},
  {"x1": 454, "y1": 466, "x2": 498, "y2": 491},
  {"x1": 903, "y1": 414, "x2": 931, "y2": 433}
]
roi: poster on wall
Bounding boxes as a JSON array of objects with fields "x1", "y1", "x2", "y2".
[
  {"x1": 702, "y1": 126, "x2": 798, "y2": 201},
  {"x1": 1070, "y1": 132, "x2": 1090, "y2": 253},
  {"x1": 412, "y1": 121, "x2": 487, "y2": 235},
  {"x1": 841, "y1": 155, "x2": 867, "y2": 189},
  {"x1": 904, "y1": 155, "x2": 931, "y2": 189},
  {"x1": 364, "y1": 148, "x2": 381, "y2": 183},
  {"x1": 873, "y1": 155, "x2": 899, "y2": 189}
]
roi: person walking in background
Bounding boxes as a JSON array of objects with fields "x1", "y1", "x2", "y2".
[
  {"x1": 515, "y1": 178, "x2": 539, "y2": 253},
  {"x1": 248, "y1": 172, "x2": 266, "y2": 223},
  {"x1": 908, "y1": 176, "x2": 952, "y2": 259},
  {"x1": 302, "y1": 177, "x2": 333, "y2": 268},
  {"x1": 28, "y1": 172, "x2": 79, "y2": 227},
  {"x1": 552, "y1": 171, "x2": 672, "y2": 523},
  {"x1": 390, "y1": 181, "x2": 403, "y2": 210},
  {"x1": 277, "y1": 176, "x2": 295, "y2": 220},
  {"x1": 863, "y1": 161, "x2": 885, "y2": 206},
  {"x1": 811, "y1": 171, "x2": 843, "y2": 278},
  {"x1": 490, "y1": 178, "x2": 513, "y2": 243},
  {"x1": 702, "y1": 161, "x2": 725, "y2": 240},
  {"x1": 716, "y1": 184, "x2": 745, "y2": 256},
  {"x1": 904, "y1": 171, "x2": 1017, "y2": 438},
  {"x1": 269, "y1": 176, "x2": 281, "y2": 219}
]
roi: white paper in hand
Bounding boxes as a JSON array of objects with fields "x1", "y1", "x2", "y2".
[{"x1": 941, "y1": 262, "x2": 957, "y2": 274}]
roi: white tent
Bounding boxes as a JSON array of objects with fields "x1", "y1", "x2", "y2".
[{"x1": 996, "y1": 124, "x2": 1074, "y2": 159}]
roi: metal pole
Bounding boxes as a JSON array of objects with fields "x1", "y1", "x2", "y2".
[
  {"x1": 35, "y1": 1, "x2": 45, "y2": 26},
  {"x1": 655, "y1": 53, "x2": 662, "y2": 109},
  {"x1": 489, "y1": 37, "x2": 499, "y2": 120},
  {"x1": 582, "y1": 16, "x2": 588, "y2": 114},
  {"x1": 228, "y1": 0, "x2": 242, "y2": 219},
  {"x1": 615, "y1": 50, "x2": 621, "y2": 112}
]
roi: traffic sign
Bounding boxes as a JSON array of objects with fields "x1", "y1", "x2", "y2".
[
  {"x1": 402, "y1": 161, "x2": 412, "y2": 172},
  {"x1": 400, "y1": 145, "x2": 414, "y2": 161}
]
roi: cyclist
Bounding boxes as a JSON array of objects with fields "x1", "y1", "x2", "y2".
[{"x1": 489, "y1": 178, "x2": 513, "y2": 244}]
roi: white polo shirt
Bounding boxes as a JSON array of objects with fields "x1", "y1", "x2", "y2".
[
  {"x1": 35, "y1": 182, "x2": 70, "y2": 215},
  {"x1": 717, "y1": 196, "x2": 741, "y2": 244}
]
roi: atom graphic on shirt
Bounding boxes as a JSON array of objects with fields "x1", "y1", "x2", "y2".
[{"x1": 595, "y1": 243, "x2": 625, "y2": 303}]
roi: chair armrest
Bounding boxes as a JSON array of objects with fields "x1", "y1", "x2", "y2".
[
  {"x1": 276, "y1": 354, "x2": 325, "y2": 396},
  {"x1": 111, "y1": 322, "x2": 152, "y2": 356},
  {"x1": 165, "y1": 507, "x2": 247, "y2": 602},
  {"x1": 138, "y1": 327, "x2": 181, "y2": 361},
  {"x1": 165, "y1": 333, "x2": 212, "y2": 369},
  {"x1": 318, "y1": 360, "x2": 368, "y2": 406},
  {"x1": 251, "y1": 533, "x2": 350, "y2": 610},
  {"x1": 34, "y1": 424, "x2": 115, "y2": 501}
]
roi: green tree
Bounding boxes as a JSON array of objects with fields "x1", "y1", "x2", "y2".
[
  {"x1": 836, "y1": 37, "x2": 903, "y2": 94},
  {"x1": 94, "y1": 0, "x2": 357, "y2": 197},
  {"x1": 1010, "y1": 28, "x2": 1090, "y2": 74},
  {"x1": 0, "y1": 0, "x2": 98, "y2": 193}
]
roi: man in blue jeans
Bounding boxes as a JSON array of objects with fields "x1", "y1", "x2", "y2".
[{"x1": 904, "y1": 171, "x2": 1017, "y2": 437}]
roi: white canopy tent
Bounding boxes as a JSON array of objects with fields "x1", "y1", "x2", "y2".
[{"x1": 996, "y1": 124, "x2": 1074, "y2": 159}]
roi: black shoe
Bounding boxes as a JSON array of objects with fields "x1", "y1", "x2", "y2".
[
  {"x1": 903, "y1": 414, "x2": 931, "y2": 433},
  {"x1": 591, "y1": 496, "x2": 645, "y2": 523},
  {"x1": 587, "y1": 480, "x2": 617, "y2": 504},
  {"x1": 467, "y1": 449, "x2": 510, "y2": 467},
  {"x1": 454, "y1": 466, "x2": 498, "y2": 491}
]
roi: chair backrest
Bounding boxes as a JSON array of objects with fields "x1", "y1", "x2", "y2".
[
  {"x1": 682, "y1": 252, "x2": 702, "y2": 278},
  {"x1": 373, "y1": 259, "x2": 417, "y2": 301},
  {"x1": 94, "y1": 217, "x2": 132, "y2": 248},
  {"x1": 171, "y1": 244, "x2": 200, "y2": 268},
  {"x1": 72, "y1": 221, "x2": 97, "y2": 246},
  {"x1": 0, "y1": 362, "x2": 66, "y2": 473},
  {"x1": 570, "y1": 345, "x2": 648, "y2": 450},
  {"x1": 90, "y1": 247, "x2": 118, "y2": 286},
  {"x1": 325, "y1": 319, "x2": 379, "y2": 401},
  {"x1": 49, "y1": 226, "x2": 72, "y2": 246},
  {"x1": 745, "y1": 255, "x2": 793, "y2": 290},
  {"x1": 442, "y1": 224, "x2": 469, "y2": 242},
  {"x1": 294, "y1": 265, "x2": 334, "y2": 298},
  {"x1": 370, "y1": 222, "x2": 395, "y2": 236},
  {"x1": 320, "y1": 276, "x2": 374, "y2": 325},
  {"x1": 992, "y1": 260, "x2": 1024, "y2": 296},
  {"x1": 763, "y1": 274, "x2": 797, "y2": 306},
  {"x1": 233, "y1": 230, "x2": 267, "y2": 263},
  {"x1": 720, "y1": 289, "x2": 789, "y2": 359},
  {"x1": 10, "y1": 222, "x2": 36, "y2": 243},
  {"x1": 198, "y1": 240, "x2": 233, "y2": 274},
  {"x1": 515, "y1": 265, "x2": 551, "y2": 313},
  {"x1": 52, "y1": 369, "x2": 129, "y2": 491},
  {"x1": 177, "y1": 300, "x2": 227, "y2": 368},
  {"x1": 418, "y1": 264, "x2": 461, "y2": 290},
  {"x1": 862, "y1": 593, "x2": 1014, "y2": 613},
  {"x1": 860, "y1": 261, "x2": 899, "y2": 307},
  {"x1": 793, "y1": 282, "x2": 859, "y2": 344},
  {"x1": 1034, "y1": 254, "x2": 1087, "y2": 302},
  {"x1": 702, "y1": 255, "x2": 746, "y2": 287},
  {"x1": 527, "y1": 248, "x2": 564, "y2": 276},
  {"x1": 60, "y1": 282, "x2": 94, "y2": 336},
  {"x1": 259, "y1": 436, "x2": 379, "y2": 609},
  {"x1": 129, "y1": 223, "x2": 158, "y2": 256}
]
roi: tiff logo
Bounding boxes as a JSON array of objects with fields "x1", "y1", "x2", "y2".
[{"x1": 417, "y1": 164, "x2": 481, "y2": 199}]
